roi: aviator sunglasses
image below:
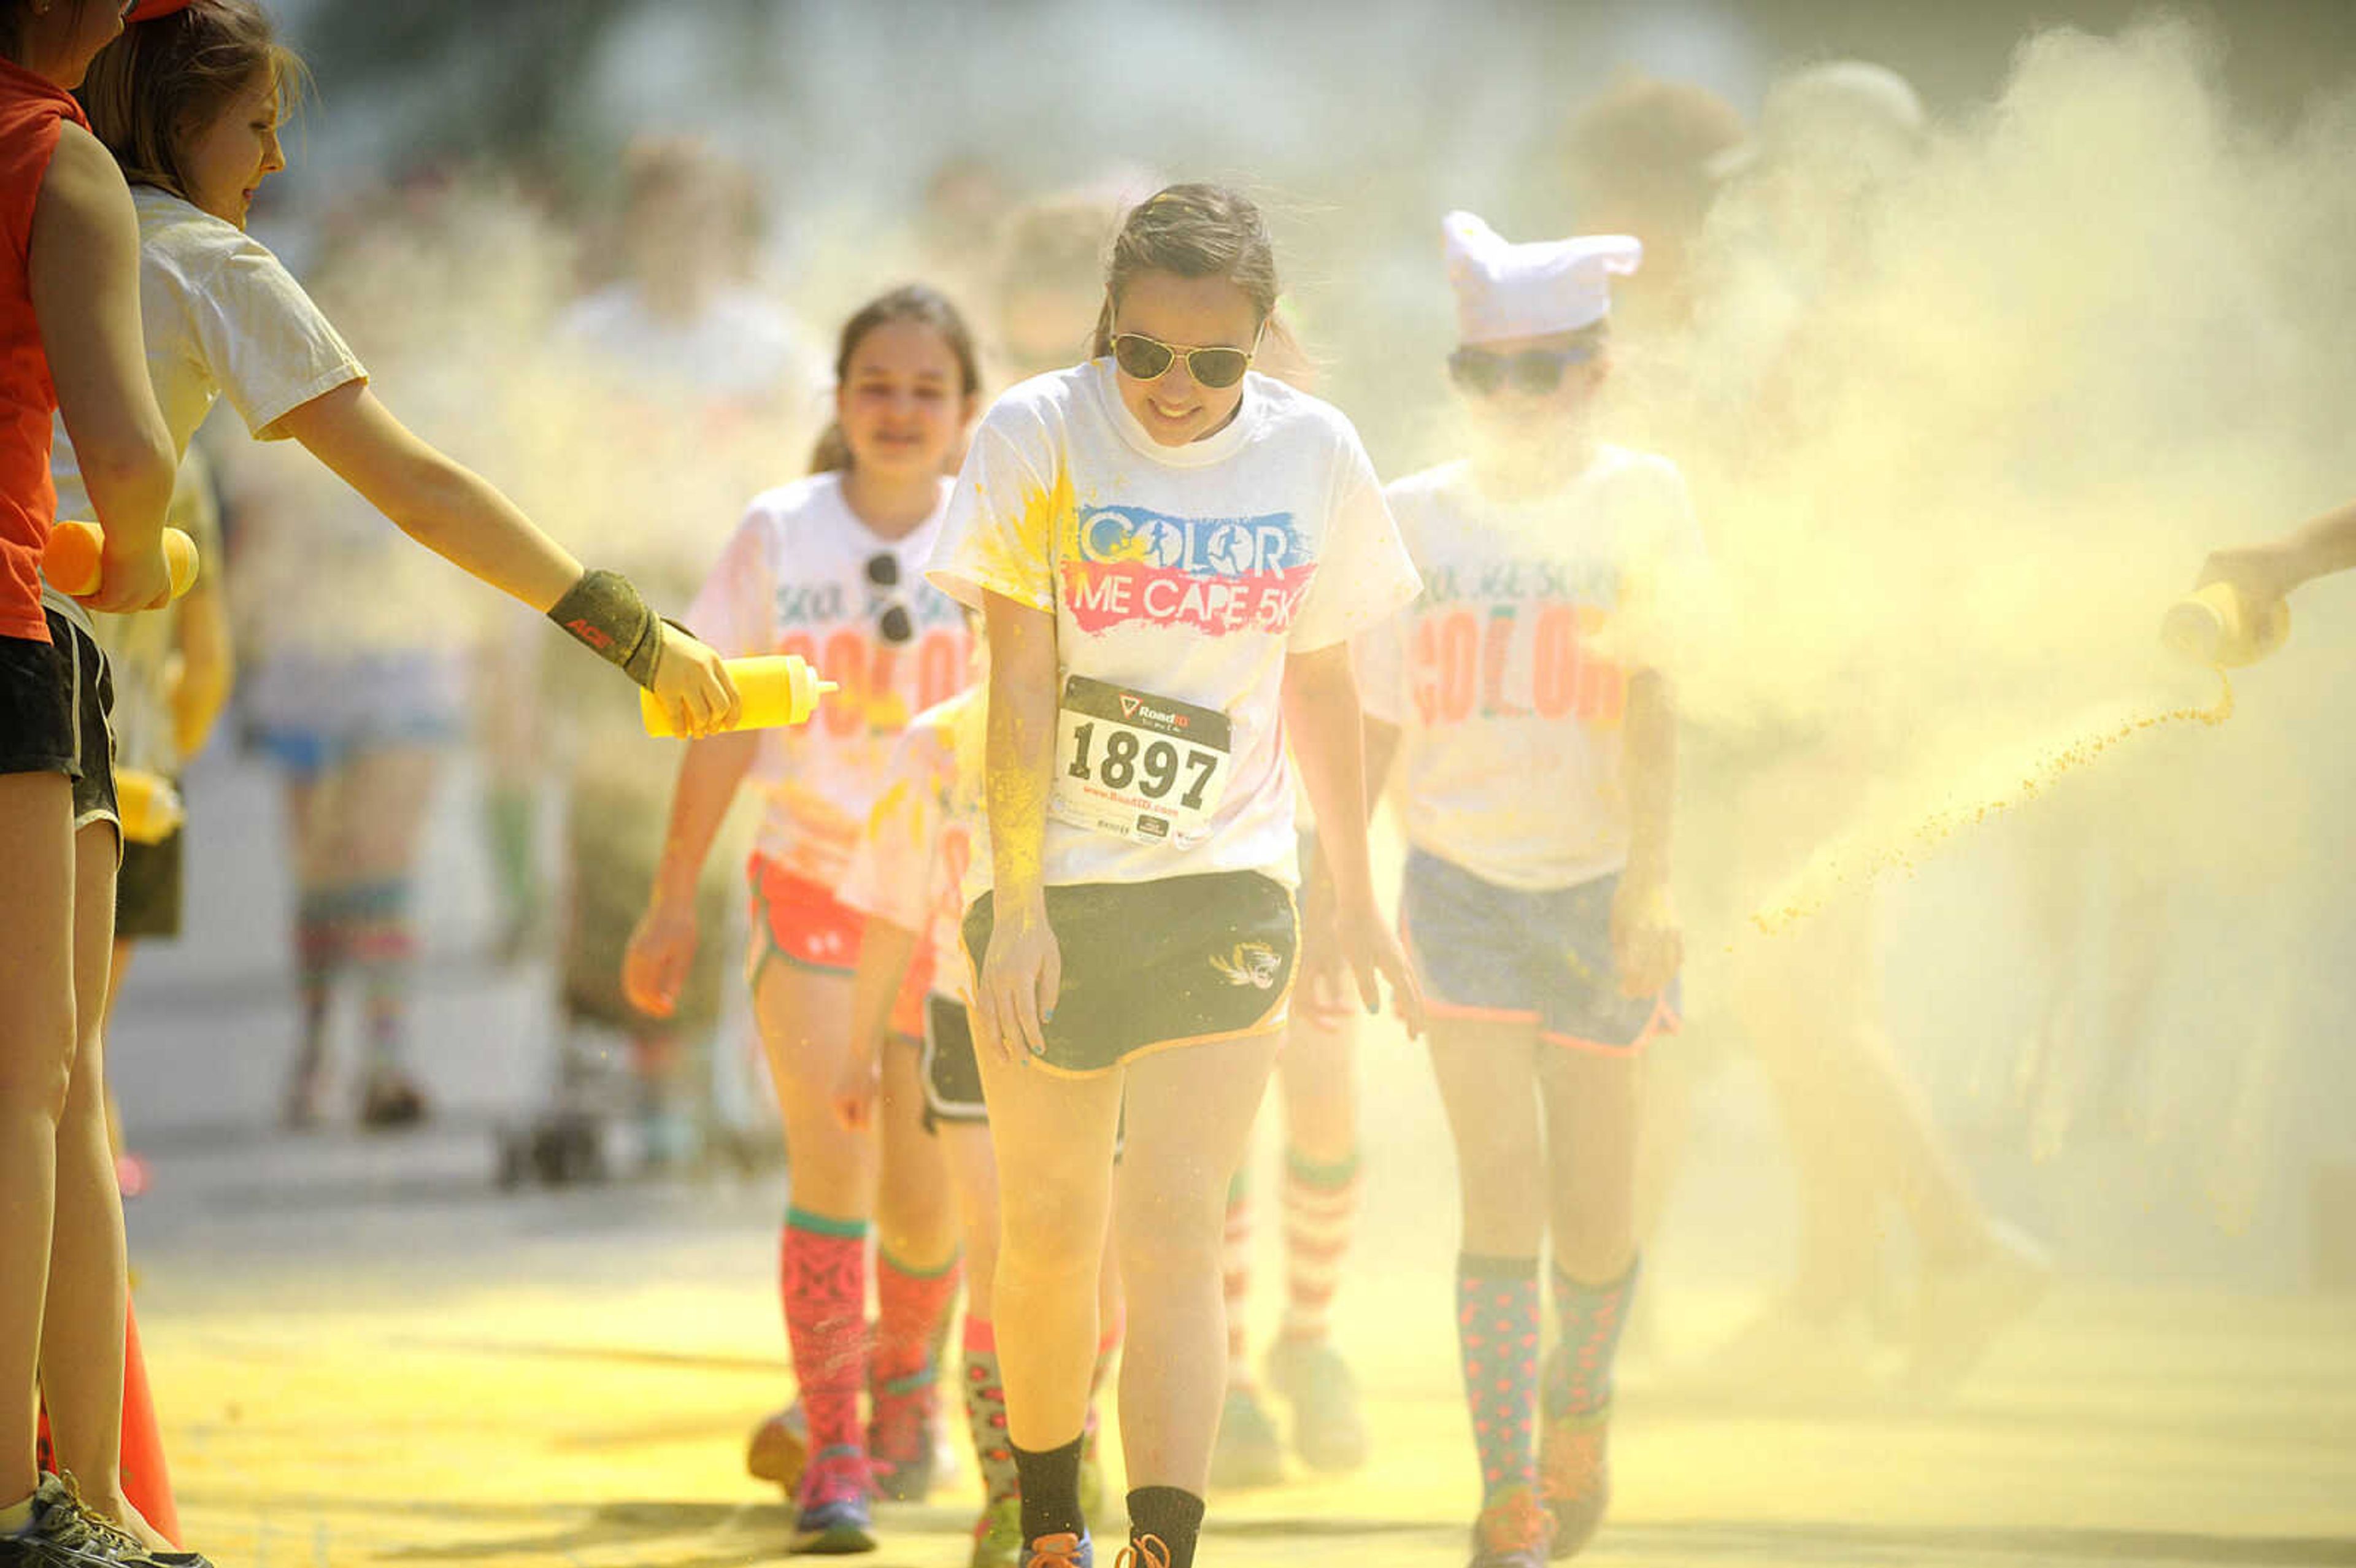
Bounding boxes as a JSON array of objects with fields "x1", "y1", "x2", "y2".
[
  {"x1": 865, "y1": 552, "x2": 914, "y2": 645},
  {"x1": 1448, "y1": 342, "x2": 1600, "y2": 397},
  {"x1": 1111, "y1": 329, "x2": 1260, "y2": 390}
]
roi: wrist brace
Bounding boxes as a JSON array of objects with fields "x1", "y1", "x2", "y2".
[{"x1": 548, "y1": 569, "x2": 665, "y2": 688}]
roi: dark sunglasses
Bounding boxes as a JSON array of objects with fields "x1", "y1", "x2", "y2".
[
  {"x1": 1111, "y1": 331, "x2": 1257, "y2": 391},
  {"x1": 866, "y1": 552, "x2": 912, "y2": 645},
  {"x1": 1448, "y1": 344, "x2": 1599, "y2": 398}
]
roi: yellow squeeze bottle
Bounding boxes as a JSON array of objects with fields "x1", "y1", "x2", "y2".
[
  {"x1": 113, "y1": 768, "x2": 185, "y2": 845},
  {"x1": 2160, "y1": 581, "x2": 2289, "y2": 669},
  {"x1": 639, "y1": 654, "x2": 839, "y2": 738}
]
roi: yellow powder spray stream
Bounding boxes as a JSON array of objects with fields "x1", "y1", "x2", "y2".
[{"x1": 1747, "y1": 671, "x2": 2235, "y2": 939}]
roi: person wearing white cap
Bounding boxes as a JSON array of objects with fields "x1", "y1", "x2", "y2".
[{"x1": 1350, "y1": 212, "x2": 1704, "y2": 1566}]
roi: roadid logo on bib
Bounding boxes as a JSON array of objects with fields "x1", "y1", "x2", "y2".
[{"x1": 1060, "y1": 503, "x2": 1317, "y2": 636}]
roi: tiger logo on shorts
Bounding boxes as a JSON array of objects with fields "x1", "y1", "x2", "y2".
[{"x1": 1211, "y1": 941, "x2": 1283, "y2": 990}]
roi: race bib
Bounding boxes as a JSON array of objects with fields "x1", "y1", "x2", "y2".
[{"x1": 1050, "y1": 674, "x2": 1233, "y2": 848}]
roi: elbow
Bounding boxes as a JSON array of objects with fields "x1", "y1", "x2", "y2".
[{"x1": 80, "y1": 429, "x2": 178, "y2": 513}]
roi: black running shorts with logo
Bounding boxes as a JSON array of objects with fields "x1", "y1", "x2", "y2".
[
  {"x1": 961, "y1": 869, "x2": 1299, "y2": 1078},
  {"x1": 0, "y1": 612, "x2": 116, "y2": 831}
]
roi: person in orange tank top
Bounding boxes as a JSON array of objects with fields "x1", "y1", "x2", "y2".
[{"x1": 0, "y1": 4, "x2": 186, "y2": 1564}]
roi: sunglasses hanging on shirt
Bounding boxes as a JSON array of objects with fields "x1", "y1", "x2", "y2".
[
  {"x1": 866, "y1": 552, "x2": 914, "y2": 645},
  {"x1": 1447, "y1": 342, "x2": 1599, "y2": 398}
]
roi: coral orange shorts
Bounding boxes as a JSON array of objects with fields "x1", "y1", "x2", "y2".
[{"x1": 747, "y1": 857, "x2": 931, "y2": 1041}]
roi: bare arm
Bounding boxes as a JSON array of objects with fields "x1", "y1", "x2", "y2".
[
  {"x1": 168, "y1": 574, "x2": 233, "y2": 761},
  {"x1": 650, "y1": 731, "x2": 759, "y2": 909},
  {"x1": 1610, "y1": 668, "x2": 1683, "y2": 997},
  {"x1": 2199, "y1": 499, "x2": 2356, "y2": 605},
  {"x1": 1285, "y1": 642, "x2": 1423, "y2": 1033},
  {"x1": 1361, "y1": 713, "x2": 1401, "y2": 814},
  {"x1": 620, "y1": 729, "x2": 757, "y2": 1018},
  {"x1": 972, "y1": 591, "x2": 1061, "y2": 1062},
  {"x1": 277, "y1": 380, "x2": 737, "y2": 734},
  {"x1": 30, "y1": 124, "x2": 173, "y2": 612},
  {"x1": 274, "y1": 380, "x2": 582, "y2": 611}
]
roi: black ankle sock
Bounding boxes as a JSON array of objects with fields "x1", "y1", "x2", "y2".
[
  {"x1": 1015, "y1": 1433, "x2": 1088, "y2": 1543},
  {"x1": 1127, "y1": 1486, "x2": 1206, "y2": 1568}
]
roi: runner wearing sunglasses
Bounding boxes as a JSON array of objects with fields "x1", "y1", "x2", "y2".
[
  {"x1": 1352, "y1": 213, "x2": 1703, "y2": 1566},
  {"x1": 928, "y1": 182, "x2": 1423, "y2": 1568},
  {"x1": 626, "y1": 285, "x2": 979, "y2": 1555}
]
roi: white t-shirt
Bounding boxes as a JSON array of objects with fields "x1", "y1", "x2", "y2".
[
  {"x1": 49, "y1": 186, "x2": 364, "y2": 630},
  {"x1": 90, "y1": 448, "x2": 220, "y2": 777},
  {"x1": 926, "y1": 359, "x2": 1421, "y2": 892},
  {"x1": 837, "y1": 688, "x2": 987, "y2": 1002},
  {"x1": 685, "y1": 471, "x2": 972, "y2": 886},
  {"x1": 1357, "y1": 447, "x2": 1704, "y2": 891}
]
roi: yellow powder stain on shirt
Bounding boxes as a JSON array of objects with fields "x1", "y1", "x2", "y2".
[
  {"x1": 1749, "y1": 672, "x2": 2233, "y2": 939},
  {"x1": 963, "y1": 465, "x2": 1076, "y2": 613}
]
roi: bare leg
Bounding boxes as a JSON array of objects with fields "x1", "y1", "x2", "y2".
[
  {"x1": 1277, "y1": 1009, "x2": 1355, "y2": 1167},
  {"x1": 753, "y1": 964, "x2": 869, "y2": 1220},
  {"x1": 0, "y1": 774, "x2": 75, "y2": 1506},
  {"x1": 1426, "y1": 1018, "x2": 1546, "y2": 1258},
  {"x1": 972, "y1": 1048, "x2": 1123, "y2": 1452},
  {"x1": 41, "y1": 821, "x2": 128, "y2": 1515},
  {"x1": 1114, "y1": 1032, "x2": 1284, "y2": 1493},
  {"x1": 939, "y1": 1123, "x2": 1000, "y2": 1317},
  {"x1": 876, "y1": 1038, "x2": 957, "y2": 1270},
  {"x1": 1538, "y1": 1048, "x2": 1639, "y2": 1286}
]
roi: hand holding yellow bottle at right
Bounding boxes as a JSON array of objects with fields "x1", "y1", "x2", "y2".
[{"x1": 639, "y1": 654, "x2": 838, "y2": 737}]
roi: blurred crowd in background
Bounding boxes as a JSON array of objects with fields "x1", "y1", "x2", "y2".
[{"x1": 122, "y1": 0, "x2": 2356, "y2": 1337}]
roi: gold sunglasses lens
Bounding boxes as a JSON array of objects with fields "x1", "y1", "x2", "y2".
[
  {"x1": 1187, "y1": 349, "x2": 1250, "y2": 389},
  {"x1": 1112, "y1": 334, "x2": 1176, "y2": 380}
]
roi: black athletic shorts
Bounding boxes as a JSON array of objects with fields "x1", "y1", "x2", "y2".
[
  {"x1": 921, "y1": 993, "x2": 985, "y2": 1126},
  {"x1": 0, "y1": 612, "x2": 115, "y2": 832},
  {"x1": 960, "y1": 869, "x2": 1298, "y2": 1078},
  {"x1": 114, "y1": 825, "x2": 185, "y2": 940}
]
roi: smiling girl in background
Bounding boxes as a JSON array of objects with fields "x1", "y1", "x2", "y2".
[{"x1": 625, "y1": 285, "x2": 980, "y2": 1556}]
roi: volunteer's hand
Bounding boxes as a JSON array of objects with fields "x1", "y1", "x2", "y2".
[
  {"x1": 2195, "y1": 541, "x2": 2301, "y2": 617},
  {"x1": 652, "y1": 625, "x2": 740, "y2": 739},
  {"x1": 87, "y1": 534, "x2": 171, "y2": 613}
]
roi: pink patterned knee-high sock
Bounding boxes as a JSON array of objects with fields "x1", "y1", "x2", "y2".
[{"x1": 782, "y1": 1208, "x2": 871, "y2": 1499}]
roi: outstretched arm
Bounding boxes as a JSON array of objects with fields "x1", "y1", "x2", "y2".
[
  {"x1": 2198, "y1": 500, "x2": 2356, "y2": 607},
  {"x1": 275, "y1": 379, "x2": 736, "y2": 734}
]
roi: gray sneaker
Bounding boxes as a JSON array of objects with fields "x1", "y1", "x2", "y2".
[
  {"x1": 1207, "y1": 1385, "x2": 1285, "y2": 1490},
  {"x1": 0, "y1": 1472, "x2": 210, "y2": 1566},
  {"x1": 1265, "y1": 1336, "x2": 1369, "y2": 1472}
]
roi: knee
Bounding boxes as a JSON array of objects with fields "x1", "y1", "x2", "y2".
[
  {"x1": 1115, "y1": 1189, "x2": 1226, "y2": 1288},
  {"x1": 999, "y1": 1179, "x2": 1106, "y2": 1274},
  {"x1": 0, "y1": 1009, "x2": 75, "y2": 1126}
]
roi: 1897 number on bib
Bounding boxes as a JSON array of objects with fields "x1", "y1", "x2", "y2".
[{"x1": 1050, "y1": 675, "x2": 1233, "y2": 848}]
